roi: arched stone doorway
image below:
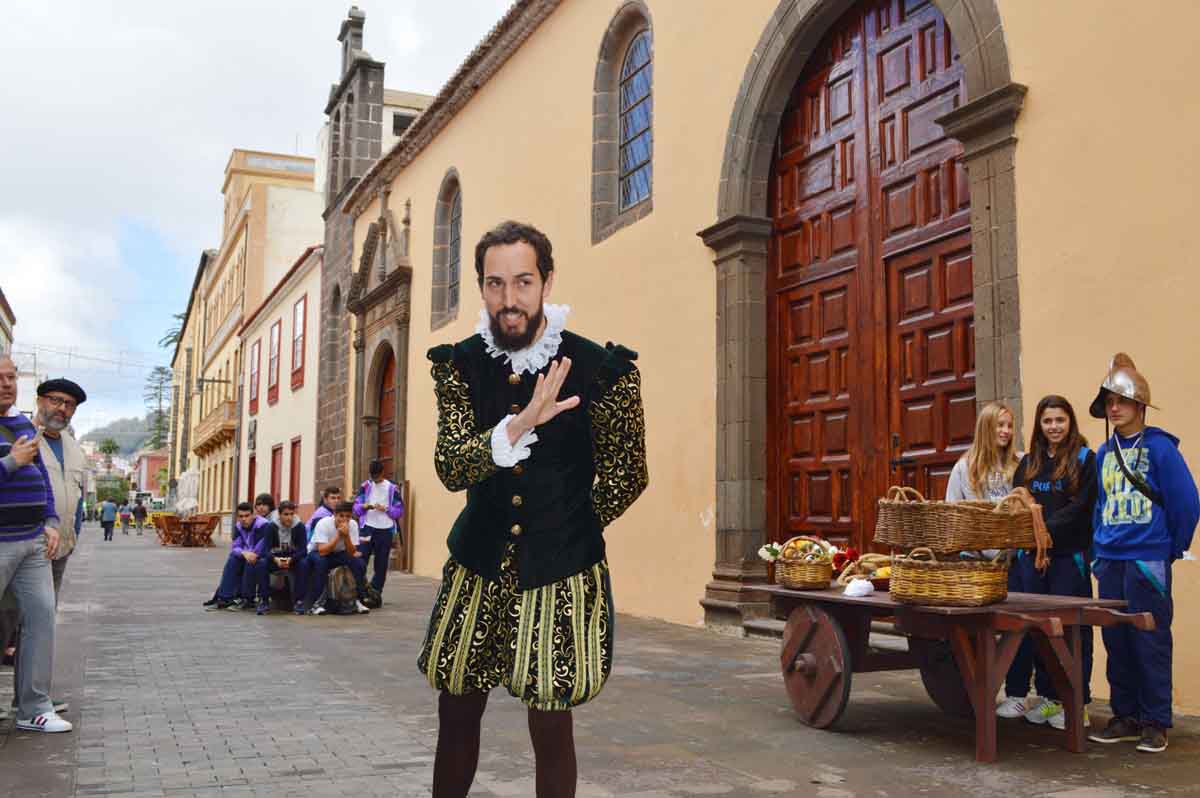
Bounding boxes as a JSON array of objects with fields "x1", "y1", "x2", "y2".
[{"x1": 699, "y1": 0, "x2": 1027, "y2": 628}]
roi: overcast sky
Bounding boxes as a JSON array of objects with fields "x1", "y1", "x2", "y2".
[{"x1": 0, "y1": 0, "x2": 512, "y2": 436}]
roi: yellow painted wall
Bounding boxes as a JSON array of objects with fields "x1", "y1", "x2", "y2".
[
  {"x1": 353, "y1": 0, "x2": 780, "y2": 626},
  {"x1": 1002, "y1": 0, "x2": 1200, "y2": 711}
]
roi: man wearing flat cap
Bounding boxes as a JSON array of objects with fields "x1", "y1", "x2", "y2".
[
  {"x1": 4, "y1": 379, "x2": 88, "y2": 721},
  {"x1": 36, "y1": 379, "x2": 87, "y2": 595}
]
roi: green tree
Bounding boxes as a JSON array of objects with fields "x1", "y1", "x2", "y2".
[
  {"x1": 98, "y1": 438, "x2": 120, "y2": 471},
  {"x1": 96, "y1": 476, "x2": 129, "y2": 504},
  {"x1": 158, "y1": 312, "x2": 187, "y2": 349},
  {"x1": 143, "y1": 366, "x2": 172, "y2": 450},
  {"x1": 155, "y1": 465, "x2": 169, "y2": 496}
]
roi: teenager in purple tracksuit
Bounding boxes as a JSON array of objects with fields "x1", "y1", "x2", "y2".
[
  {"x1": 352, "y1": 460, "x2": 405, "y2": 606},
  {"x1": 306, "y1": 486, "x2": 341, "y2": 541},
  {"x1": 206, "y1": 503, "x2": 271, "y2": 612}
]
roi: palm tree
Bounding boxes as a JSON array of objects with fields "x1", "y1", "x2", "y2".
[
  {"x1": 98, "y1": 438, "x2": 120, "y2": 472},
  {"x1": 158, "y1": 312, "x2": 187, "y2": 349}
]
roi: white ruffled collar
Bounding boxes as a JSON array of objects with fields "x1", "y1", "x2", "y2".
[{"x1": 476, "y1": 303, "x2": 570, "y2": 375}]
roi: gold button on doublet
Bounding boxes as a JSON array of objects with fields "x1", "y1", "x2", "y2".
[
  {"x1": 508, "y1": 373, "x2": 521, "y2": 385},
  {"x1": 509, "y1": 403, "x2": 521, "y2": 414},
  {"x1": 512, "y1": 495, "x2": 523, "y2": 507},
  {"x1": 512, "y1": 464, "x2": 524, "y2": 476},
  {"x1": 511, "y1": 524, "x2": 523, "y2": 536}
]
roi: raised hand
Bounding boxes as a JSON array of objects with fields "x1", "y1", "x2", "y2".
[
  {"x1": 508, "y1": 358, "x2": 581, "y2": 445},
  {"x1": 10, "y1": 430, "x2": 41, "y2": 467}
]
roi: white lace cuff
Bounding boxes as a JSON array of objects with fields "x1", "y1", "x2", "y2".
[{"x1": 491, "y1": 415, "x2": 538, "y2": 467}]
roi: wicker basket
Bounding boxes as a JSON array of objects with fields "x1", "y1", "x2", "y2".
[
  {"x1": 874, "y1": 486, "x2": 1038, "y2": 552},
  {"x1": 890, "y1": 547, "x2": 1009, "y2": 607},
  {"x1": 776, "y1": 536, "x2": 834, "y2": 590}
]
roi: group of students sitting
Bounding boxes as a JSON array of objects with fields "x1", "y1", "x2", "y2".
[
  {"x1": 946, "y1": 354, "x2": 1199, "y2": 753},
  {"x1": 202, "y1": 460, "x2": 405, "y2": 617}
]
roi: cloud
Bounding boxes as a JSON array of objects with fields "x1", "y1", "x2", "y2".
[{"x1": 0, "y1": 0, "x2": 517, "y2": 434}]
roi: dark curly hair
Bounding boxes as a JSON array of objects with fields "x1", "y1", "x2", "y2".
[{"x1": 474, "y1": 221, "x2": 554, "y2": 289}]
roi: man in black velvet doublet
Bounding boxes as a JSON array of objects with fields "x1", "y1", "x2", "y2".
[{"x1": 418, "y1": 221, "x2": 648, "y2": 798}]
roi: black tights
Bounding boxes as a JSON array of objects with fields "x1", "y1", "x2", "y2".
[{"x1": 433, "y1": 691, "x2": 576, "y2": 798}]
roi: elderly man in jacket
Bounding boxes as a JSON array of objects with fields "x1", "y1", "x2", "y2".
[{"x1": 0, "y1": 357, "x2": 68, "y2": 732}]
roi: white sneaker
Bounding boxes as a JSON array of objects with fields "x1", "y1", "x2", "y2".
[
  {"x1": 1025, "y1": 699, "x2": 1061, "y2": 725},
  {"x1": 16, "y1": 711, "x2": 73, "y2": 733},
  {"x1": 308, "y1": 605, "x2": 327, "y2": 616},
  {"x1": 354, "y1": 600, "x2": 370, "y2": 614},
  {"x1": 1047, "y1": 705, "x2": 1090, "y2": 731},
  {"x1": 996, "y1": 696, "x2": 1028, "y2": 718}
]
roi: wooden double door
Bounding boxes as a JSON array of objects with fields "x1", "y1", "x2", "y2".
[{"x1": 768, "y1": 0, "x2": 976, "y2": 553}]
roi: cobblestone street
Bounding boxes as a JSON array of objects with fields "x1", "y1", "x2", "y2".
[{"x1": 3, "y1": 525, "x2": 1200, "y2": 797}]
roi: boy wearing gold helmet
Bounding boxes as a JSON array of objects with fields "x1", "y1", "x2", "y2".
[{"x1": 1086, "y1": 354, "x2": 1199, "y2": 753}]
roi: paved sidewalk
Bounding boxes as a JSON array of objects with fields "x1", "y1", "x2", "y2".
[{"x1": 2, "y1": 524, "x2": 1199, "y2": 797}]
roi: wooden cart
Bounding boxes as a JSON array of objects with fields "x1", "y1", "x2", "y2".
[{"x1": 763, "y1": 585, "x2": 1155, "y2": 762}]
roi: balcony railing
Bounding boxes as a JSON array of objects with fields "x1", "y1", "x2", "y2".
[{"x1": 192, "y1": 399, "x2": 237, "y2": 456}]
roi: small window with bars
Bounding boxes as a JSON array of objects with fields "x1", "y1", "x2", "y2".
[{"x1": 618, "y1": 30, "x2": 653, "y2": 211}]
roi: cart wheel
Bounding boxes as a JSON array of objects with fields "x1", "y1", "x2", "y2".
[
  {"x1": 780, "y1": 605, "x2": 852, "y2": 729},
  {"x1": 908, "y1": 637, "x2": 973, "y2": 718}
]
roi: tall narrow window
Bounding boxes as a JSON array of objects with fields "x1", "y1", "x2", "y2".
[
  {"x1": 432, "y1": 170, "x2": 463, "y2": 330},
  {"x1": 619, "y1": 31, "x2": 653, "y2": 211},
  {"x1": 291, "y1": 295, "x2": 307, "y2": 390},
  {"x1": 248, "y1": 339, "x2": 261, "y2": 415},
  {"x1": 447, "y1": 189, "x2": 462, "y2": 312},
  {"x1": 592, "y1": 4, "x2": 654, "y2": 244},
  {"x1": 267, "y1": 320, "x2": 281, "y2": 404}
]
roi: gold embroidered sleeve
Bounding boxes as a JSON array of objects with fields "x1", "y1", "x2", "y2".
[
  {"x1": 589, "y1": 368, "x2": 649, "y2": 527},
  {"x1": 432, "y1": 361, "x2": 498, "y2": 492}
]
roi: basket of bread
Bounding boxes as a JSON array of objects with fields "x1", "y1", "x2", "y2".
[
  {"x1": 834, "y1": 553, "x2": 892, "y2": 591},
  {"x1": 775, "y1": 535, "x2": 836, "y2": 590}
]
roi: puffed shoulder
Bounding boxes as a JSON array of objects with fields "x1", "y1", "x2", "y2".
[
  {"x1": 427, "y1": 344, "x2": 455, "y2": 364},
  {"x1": 604, "y1": 342, "x2": 638, "y2": 362}
]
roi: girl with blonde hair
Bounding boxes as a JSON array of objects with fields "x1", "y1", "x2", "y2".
[{"x1": 945, "y1": 401, "x2": 1021, "y2": 502}]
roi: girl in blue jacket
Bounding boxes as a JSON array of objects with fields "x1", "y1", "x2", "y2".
[{"x1": 1086, "y1": 354, "x2": 1199, "y2": 754}]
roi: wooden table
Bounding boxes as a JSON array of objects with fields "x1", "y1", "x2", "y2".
[
  {"x1": 761, "y1": 585, "x2": 1155, "y2": 762},
  {"x1": 178, "y1": 517, "x2": 219, "y2": 547}
]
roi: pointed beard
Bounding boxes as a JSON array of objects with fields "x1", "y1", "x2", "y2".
[{"x1": 489, "y1": 304, "x2": 545, "y2": 352}]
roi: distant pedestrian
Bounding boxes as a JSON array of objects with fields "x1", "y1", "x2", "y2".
[
  {"x1": 100, "y1": 498, "x2": 117, "y2": 541},
  {"x1": 132, "y1": 500, "x2": 148, "y2": 536},
  {"x1": 119, "y1": 504, "x2": 131, "y2": 534},
  {"x1": 0, "y1": 356, "x2": 71, "y2": 732}
]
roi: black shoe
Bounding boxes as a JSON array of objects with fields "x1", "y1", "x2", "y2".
[
  {"x1": 256, "y1": 601, "x2": 270, "y2": 616},
  {"x1": 294, "y1": 602, "x2": 307, "y2": 615},
  {"x1": 225, "y1": 599, "x2": 246, "y2": 611},
  {"x1": 1089, "y1": 715, "x2": 1141, "y2": 744},
  {"x1": 202, "y1": 597, "x2": 219, "y2": 608},
  {"x1": 207, "y1": 600, "x2": 232, "y2": 612},
  {"x1": 241, "y1": 599, "x2": 256, "y2": 611},
  {"x1": 1137, "y1": 724, "x2": 1168, "y2": 753}
]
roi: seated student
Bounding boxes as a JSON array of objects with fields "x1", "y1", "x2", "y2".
[
  {"x1": 258, "y1": 500, "x2": 311, "y2": 615},
  {"x1": 307, "y1": 486, "x2": 341, "y2": 540},
  {"x1": 997, "y1": 395, "x2": 1097, "y2": 729},
  {"x1": 1086, "y1": 354, "x2": 1200, "y2": 754},
  {"x1": 254, "y1": 492, "x2": 280, "y2": 527},
  {"x1": 203, "y1": 503, "x2": 271, "y2": 612},
  {"x1": 301, "y1": 501, "x2": 370, "y2": 616},
  {"x1": 352, "y1": 460, "x2": 405, "y2": 607}
]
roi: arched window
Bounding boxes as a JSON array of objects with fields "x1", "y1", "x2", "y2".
[
  {"x1": 618, "y1": 31, "x2": 652, "y2": 211},
  {"x1": 592, "y1": 3, "x2": 653, "y2": 244},
  {"x1": 432, "y1": 169, "x2": 463, "y2": 330}
]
